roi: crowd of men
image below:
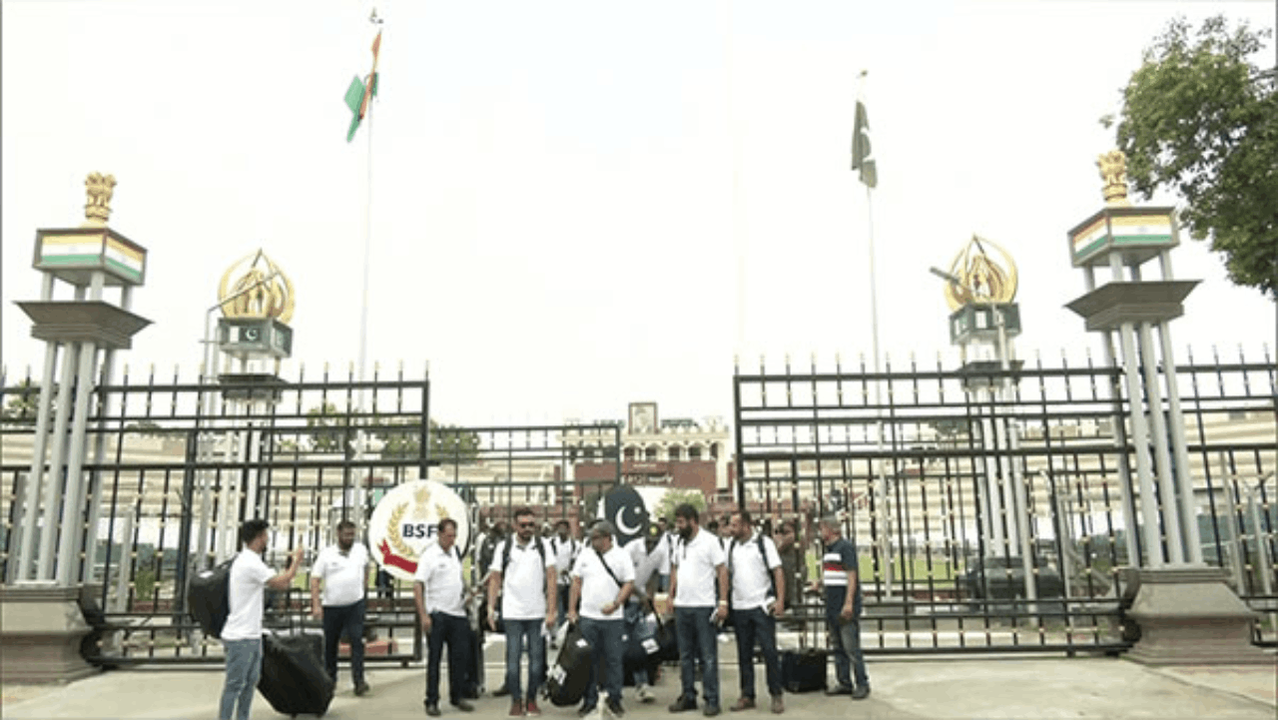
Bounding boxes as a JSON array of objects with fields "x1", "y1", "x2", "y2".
[{"x1": 216, "y1": 506, "x2": 870, "y2": 720}]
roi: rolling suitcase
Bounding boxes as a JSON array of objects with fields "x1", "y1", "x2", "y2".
[
  {"x1": 780, "y1": 605, "x2": 827, "y2": 693},
  {"x1": 544, "y1": 623, "x2": 593, "y2": 707},
  {"x1": 622, "y1": 613, "x2": 664, "y2": 686},
  {"x1": 258, "y1": 632, "x2": 335, "y2": 717}
]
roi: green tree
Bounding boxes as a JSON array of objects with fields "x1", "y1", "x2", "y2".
[
  {"x1": 2, "y1": 379, "x2": 43, "y2": 425},
  {"x1": 377, "y1": 418, "x2": 481, "y2": 464},
  {"x1": 305, "y1": 402, "x2": 348, "y2": 453},
  {"x1": 1106, "y1": 16, "x2": 1277, "y2": 297},
  {"x1": 652, "y1": 488, "x2": 708, "y2": 525}
]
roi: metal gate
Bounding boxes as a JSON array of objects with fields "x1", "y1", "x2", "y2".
[
  {"x1": 732, "y1": 349, "x2": 1276, "y2": 655},
  {"x1": 1, "y1": 364, "x2": 430, "y2": 664}
]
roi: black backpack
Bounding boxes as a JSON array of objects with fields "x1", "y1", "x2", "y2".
[{"x1": 188, "y1": 558, "x2": 234, "y2": 639}]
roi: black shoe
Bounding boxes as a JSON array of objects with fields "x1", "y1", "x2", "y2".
[
  {"x1": 825, "y1": 685, "x2": 852, "y2": 696},
  {"x1": 851, "y1": 686, "x2": 871, "y2": 700},
  {"x1": 608, "y1": 699, "x2": 625, "y2": 717},
  {"x1": 703, "y1": 705, "x2": 721, "y2": 717},
  {"x1": 493, "y1": 684, "x2": 511, "y2": 698},
  {"x1": 425, "y1": 701, "x2": 441, "y2": 717},
  {"x1": 668, "y1": 696, "x2": 697, "y2": 713},
  {"x1": 355, "y1": 681, "x2": 370, "y2": 696},
  {"x1": 578, "y1": 703, "x2": 597, "y2": 717},
  {"x1": 452, "y1": 699, "x2": 476, "y2": 712}
]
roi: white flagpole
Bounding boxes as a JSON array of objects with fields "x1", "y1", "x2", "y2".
[
  {"x1": 355, "y1": 12, "x2": 383, "y2": 532},
  {"x1": 856, "y1": 70, "x2": 893, "y2": 596}
]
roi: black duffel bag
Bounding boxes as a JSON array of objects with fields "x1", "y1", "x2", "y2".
[{"x1": 187, "y1": 559, "x2": 233, "y2": 639}]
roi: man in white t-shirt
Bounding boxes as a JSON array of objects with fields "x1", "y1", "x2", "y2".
[
  {"x1": 667, "y1": 504, "x2": 728, "y2": 717},
  {"x1": 219, "y1": 519, "x2": 303, "y2": 720},
  {"x1": 568, "y1": 520, "x2": 635, "y2": 718},
  {"x1": 309, "y1": 520, "x2": 371, "y2": 696},
  {"x1": 414, "y1": 518, "x2": 476, "y2": 716},
  {"x1": 726, "y1": 510, "x2": 786, "y2": 714},
  {"x1": 549, "y1": 520, "x2": 580, "y2": 634},
  {"x1": 487, "y1": 507, "x2": 556, "y2": 717}
]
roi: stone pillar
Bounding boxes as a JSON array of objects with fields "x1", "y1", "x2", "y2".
[
  {"x1": 0, "y1": 584, "x2": 99, "y2": 683},
  {"x1": 1065, "y1": 151, "x2": 1267, "y2": 665}
]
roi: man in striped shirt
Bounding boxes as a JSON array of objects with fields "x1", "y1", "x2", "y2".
[{"x1": 816, "y1": 515, "x2": 869, "y2": 700}]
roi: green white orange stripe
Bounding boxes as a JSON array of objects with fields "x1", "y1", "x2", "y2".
[
  {"x1": 1071, "y1": 218, "x2": 1108, "y2": 258},
  {"x1": 104, "y1": 238, "x2": 144, "y2": 279},
  {"x1": 40, "y1": 234, "x2": 105, "y2": 264},
  {"x1": 1109, "y1": 214, "x2": 1172, "y2": 244}
]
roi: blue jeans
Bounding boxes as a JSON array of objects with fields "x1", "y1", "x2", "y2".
[
  {"x1": 674, "y1": 606, "x2": 720, "y2": 707},
  {"x1": 322, "y1": 599, "x2": 366, "y2": 686},
  {"x1": 731, "y1": 607, "x2": 782, "y2": 698},
  {"x1": 426, "y1": 612, "x2": 470, "y2": 705},
  {"x1": 220, "y1": 638, "x2": 262, "y2": 720},
  {"x1": 579, "y1": 618, "x2": 624, "y2": 709},
  {"x1": 827, "y1": 613, "x2": 869, "y2": 689},
  {"x1": 504, "y1": 619, "x2": 545, "y2": 702},
  {"x1": 556, "y1": 584, "x2": 571, "y2": 631}
]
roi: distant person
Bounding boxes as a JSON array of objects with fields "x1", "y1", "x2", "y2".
[
  {"x1": 812, "y1": 515, "x2": 870, "y2": 700},
  {"x1": 772, "y1": 520, "x2": 805, "y2": 612},
  {"x1": 622, "y1": 526, "x2": 659, "y2": 703},
  {"x1": 726, "y1": 510, "x2": 785, "y2": 714},
  {"x1": 414, "y1": 518, "x2": 476, "y2": 716},
  {"x1": 487, "y1": 507, "x2": 556, "y2": 717},
  {"x1": 309, "y1": 520, "x2": 371, "y2": 696},
  {"x1": 655, "y1": 517, "x2": 673, "y2": 591},
  {"x1": 220, "y1": 519, "x2": 303, "y2": 720},
  {"x1": 549, "y1": 520, "x2": 581, "y2": 635},
  {"x1": 568, "y1": 520, "x2": 636, "y2": 718},
  {"x1": 667, "y1": 504, "x2": 728, "y2": 717}
]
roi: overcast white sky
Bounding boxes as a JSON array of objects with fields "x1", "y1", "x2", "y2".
[{"x1": 3, "y1": 0, "x2": 1275, "y2": 427}]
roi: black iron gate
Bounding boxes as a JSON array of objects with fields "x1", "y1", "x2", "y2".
[
  {"x1": 1, "y1": 364, "x2": 430, "y2": 664},
  {"x1": 732, "y1": 349, "x2": 1276, "y2": 655}
]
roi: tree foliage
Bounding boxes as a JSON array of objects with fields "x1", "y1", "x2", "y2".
[
  {"x1": 301, "y1": 403, "x2": 481, "y2": 463},
  {"x1": 652, "y1": 488, "x2": 708, "y2": 525},
  {"x1": 2, "y1": 379, "x2": 44, "y2": 425},
  {"x1": 1107, "y1": 16, "x2": 1277, "y2": 298}
]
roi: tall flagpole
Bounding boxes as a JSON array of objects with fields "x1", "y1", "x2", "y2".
[
  {"x1": 355, "y1": 10, "x2": 383, "y2": 532},
  {"x1": 855, "y1": 70, "x2": 893, "y2": 595}
]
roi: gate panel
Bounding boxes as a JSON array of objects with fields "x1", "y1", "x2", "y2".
[{"x1": 732, "y1": 352, "x2": 1275, "y2": 655}]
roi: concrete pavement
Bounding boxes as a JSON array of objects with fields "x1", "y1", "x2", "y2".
[{"x1": 2, "y1": 653, "x2": 1274, "y2": 720}]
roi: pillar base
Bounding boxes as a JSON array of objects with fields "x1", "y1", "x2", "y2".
[
  {"x1": 1124, "y1": 566, "x2": 1271, "y2": 666},
  {"x1": 0, "y1": 582, "x2": 99, "y2": 683}
]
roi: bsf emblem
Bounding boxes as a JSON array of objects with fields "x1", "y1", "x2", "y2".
[{"x1": 368, "y1": 479, "x2": 470, "y2": 580}]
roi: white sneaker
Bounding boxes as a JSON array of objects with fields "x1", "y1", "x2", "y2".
[{"x1": 636, "y1": 684, "x2": 655, "y2": 703}]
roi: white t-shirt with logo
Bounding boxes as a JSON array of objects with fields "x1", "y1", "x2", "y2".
[
  {"x1": 223, "y1": 549, "x2": 274, "y2": 641},
  {"x1": 573, "y1": 545, "x2": 635, "y2": 621},
  {"x1": 312, "y1": 542, "x2": 369, "y2": 607},
  {"x1": 414, "y1": 542, "x2": 466, "y2": 617},
  {"x1": 728, "y1": 533, "x2": 782, "y2": 611},
  {"x1": 494, "y1": 537, "x2": 554, "y2": 620},
  {"x1": 671, "y1": 528, "x2": 726, "y2": 608}
]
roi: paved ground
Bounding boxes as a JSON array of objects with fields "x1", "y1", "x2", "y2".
[{"x1": 2, "y1": 653, "x2": 1274, "y2": 720}]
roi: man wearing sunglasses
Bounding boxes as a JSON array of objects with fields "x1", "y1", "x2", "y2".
[{"x1": 488, "y1": 508, "x2": 557, "y2": 717}]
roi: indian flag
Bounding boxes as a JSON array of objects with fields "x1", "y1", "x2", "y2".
[
  {"x1": 40, "y1": 234, "x2": 106, "y2": 265},
  {"x1": 1070, "y1": 218, "x2": 1108, "y2": 258},
  {"x1": 104, "y1": 237, "x2": 145, "y2": 280},
  {"x1": 1110, "y1": 214, "x2": 1172, "y2": 245}
]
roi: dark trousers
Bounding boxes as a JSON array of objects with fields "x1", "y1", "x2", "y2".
[
  {"x1": 426, "y1": 612, "x2": 470, "y2": 705},
  {"x1": 674, "y1": 606, "x2": 720, "y2": 707},
  {"x1": 826, "y1": 612, "x2": 869, "y2": 689},
  {"x1": 731, "y1": 607, "x2": 782, "y2": 698},
  {"x1": 578, "y1": 618, "x2": 624, "y2": 709},
  {"x1": 322, "y1": 599, "x2": 366, "y2": 686}
]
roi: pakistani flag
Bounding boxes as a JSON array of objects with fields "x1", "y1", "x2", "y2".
[
  {"x1": 851, "y1": 100, "x2": 877, "y2": 188},
  {"x1": 345, "y1": 31, "x2": 382, "y2": 142}
]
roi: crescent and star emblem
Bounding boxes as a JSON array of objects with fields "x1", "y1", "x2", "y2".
[{"x1": 615, "y1": 505, "x2": 644, "y2": 536}]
